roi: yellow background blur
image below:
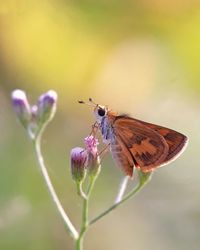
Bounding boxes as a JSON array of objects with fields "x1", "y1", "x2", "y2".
[{"x1": 0, "y1": 1, "x2": 200, "y2": 250}]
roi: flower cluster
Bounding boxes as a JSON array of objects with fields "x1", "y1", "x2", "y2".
[
  {"x1": 11, "y1": 89, "x2": 57, "y2": 139},
  {"x1": 70, "y1": 135, "x2": 101, "y2": 185},
  {"x1": 84, "y1": 135, "x2": 101, "y2": 177}
]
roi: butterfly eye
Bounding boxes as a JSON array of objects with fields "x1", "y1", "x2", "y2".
[{"x1": 98, "y1": 108, "x2": 106, "y2": 117}]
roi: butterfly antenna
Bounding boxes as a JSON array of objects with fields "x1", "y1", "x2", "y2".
[
  {"x1": 78, "y1": 99, "x2": 96, "y2": 107},
  {"x1": 78, "y1": 100, "x2": 85, "y2": 104},
  {"x1": 89, "y1": 98, "x2": 98, "y2": 106}
]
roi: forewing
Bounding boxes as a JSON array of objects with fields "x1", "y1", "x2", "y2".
[
  {"x1": 110, "y1": 135, "x2": 135, "y2": 177},
  {"x1": 130, "y1": 118, "x2": 188, "y2": 163},
  {"x1": 113, "y1": 117, "x2": 169, "y2": 172}
]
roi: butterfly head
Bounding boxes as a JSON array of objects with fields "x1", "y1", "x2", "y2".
[
  {"x1": 78, "y1": 98, "x2": 108, "y2": 123},
  {"x1": 94, "y1": 104, "x2": 108, "y2": 123}
]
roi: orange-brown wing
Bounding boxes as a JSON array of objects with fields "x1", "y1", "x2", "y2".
[
  {"x1": 110, "y1": 135, "x2": 135, "y2": 177},
  {"x1": 129, "y1": 118, "x2": 188, "y2": 163},
  {"x1": 112, "y1": 117, "x2": 169, "y2": 173}
]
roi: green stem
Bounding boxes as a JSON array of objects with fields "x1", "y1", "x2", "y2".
[
  {"x1": 77, "y1": 182, "x2": 87, "y2": 200},
  {"x1": 89, "y1": 174, "x2": 151, "y2": 226},
  {"x1": 33, "y1": 133, "x2": 78, "y2": 240},
  {"x1": 115, "y1": 176, "x2": 129, "y2": 203},
  {"x1": 75, "y1": 176, "x2": 97, "y2": 250}
]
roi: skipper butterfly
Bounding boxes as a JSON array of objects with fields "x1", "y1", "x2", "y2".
[{"x1": 79, "y1": 99, "x2": 188, "y2": 176}]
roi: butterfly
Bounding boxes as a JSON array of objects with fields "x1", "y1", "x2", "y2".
[{"x1": 79, "y1": 99, "x2": 188, "y2": 177}]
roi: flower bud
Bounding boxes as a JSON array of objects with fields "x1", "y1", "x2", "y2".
[
  {"x1": 70, "y1": 147, "x2": 87, "y2": 183},
  {"x1": 27, "y1": 105, "x2": 39, "y2": 139},
  {"x1": 11, "y1": 89, "x2": 31, "y2": 128},
  {"x1": 84, "y1": 135, "x2": 101, "y2": 178},
  {"x1": 31, "y1": 105, "x2": 38, "y2": 120},
  {"x1": 37, "y1": 90, "x2": 57, "y2": 125}
]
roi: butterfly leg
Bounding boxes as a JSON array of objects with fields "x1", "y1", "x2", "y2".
[
  {"x1": 90, "y1": 122, "x2": 99, "y2": 137},
  {"x1": 98, "y1": 144, "x2": 110, "y2": 160}
]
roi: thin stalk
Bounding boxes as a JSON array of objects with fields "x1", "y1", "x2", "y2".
[
  {"x1": 89, "y1": 175, "x2": 151, "y2": 226},
  {"x1": 77, "y1": 182, "x2": 87, "y2": 200},
  {"x1": 33, "y1": 133, "x2": 78, "y2": 240},
  {"x1": 75, "y1": 176, "x2": 97, "y2": 250},
  {"x1": 115, "y1": 176, "x2": 129, "y2": 204}
]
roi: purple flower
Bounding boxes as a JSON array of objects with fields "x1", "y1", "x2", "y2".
[
  {"x1": 11, "y1": 89, "x2": 58, "y2": 139},
  {"x1": 11, "y1": 89, "x2": 31, "y2": 128},
  {"x1": 37, "y1": 90, "x2": 57, "y2": 124},
  {"x1": 84, "y1": 135, "x2": 101, "y2": 178},
  {"x1": 70, "y1": 147, "x2": 87, "y2": 183},
  {"x1": 38, "y1": 90, "x2": 57, "y2": 106},
  {"x1": 84, "y1": 135, "x2": 99, "y2": 154},
  {"x1": 31, "y1": 105, "x2": 38, "y2": 120}
]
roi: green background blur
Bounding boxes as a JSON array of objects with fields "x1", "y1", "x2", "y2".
[{"x1": 0, "y1": 1, "x2": 200, "y2": 250}]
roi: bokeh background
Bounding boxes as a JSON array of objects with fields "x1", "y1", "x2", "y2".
[{"x1": 0, "y1": 1, "x2": 200, "y2": 250}]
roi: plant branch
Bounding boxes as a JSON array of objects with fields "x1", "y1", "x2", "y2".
[
  {"x1": 33, "y1": 133, "x2": 78, "y2": 240},
  {"x1": 77, "y1": 182, "x2": 87, "y2": 200},
  {"x1": 89, "y1": 173, "x2": 152, "y2": 226},
  {"x1": 115, "y1": 176, "x2": 129, "y2": 203},
  {"x1": 75, "y1": 176, "x2": 97, "y2": 250}
]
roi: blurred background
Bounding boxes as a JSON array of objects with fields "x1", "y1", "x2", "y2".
[{"x1": 0, "y1": 1, "x2": 200, "y2": 249}]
